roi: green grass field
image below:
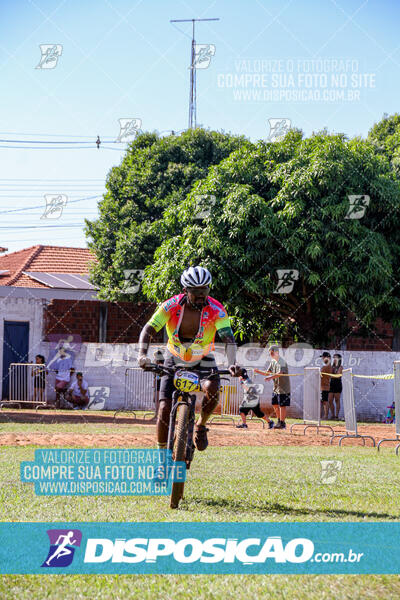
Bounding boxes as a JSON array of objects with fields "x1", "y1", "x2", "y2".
[{"x1": 1, "y1": 435, "x2": 400, "y2": 598}]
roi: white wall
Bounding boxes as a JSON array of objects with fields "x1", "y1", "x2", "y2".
[
  {"x1": 0, "y1": 295, "x2": 45, "y2": 397},
  {"x1": 36, "y1": 342, "x2": 400, "y2": 421}
]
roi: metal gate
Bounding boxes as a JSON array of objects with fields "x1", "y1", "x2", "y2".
[
  {"x1": 290, "y1": 367, "x2": 334, "y2": 436},
  {"x1": 209, "y1": 376, "x2": 242, "y2": 424},
  {"x1": 330, "y1": 368, "x2": 375, "y2": 446},
  {"x1": 124, "y1": 368, "x2": 156, "y2": 412},
  {"x1": 377, "y1": 360, "x2": 400, "y2": 452},
  {"x1": 1, "y1": 363, "x2": 48, "y2": 408}
]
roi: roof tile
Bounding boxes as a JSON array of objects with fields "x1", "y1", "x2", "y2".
[{"x1": 0, "y1": 245, "x2": 96, "y2": 288}]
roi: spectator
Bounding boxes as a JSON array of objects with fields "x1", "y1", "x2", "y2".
[
  {"x1": 236, "y1": 370, "x2": 274, "y2": 429},
  {"x1": 385, "y1": 402, "x2": 395, "y2": 424},
  {"x1": 329, "y1": 353, "x2": 343, "y2": 419},
  {"x1": 64, "y1": 372, "x2": 89, "y2": 409},
  {"x1": 50, "y1": 345, "x2": 75, "y2": 408},
  {"x1": 264, "y1": 345, "x2": 291, "y2": 429},
  {"x1": 320, "y1": 352, "x2": 332, "y2": 419},
  {"x1": 32, "y1": 354, "x2": 47, "y2": 404}
]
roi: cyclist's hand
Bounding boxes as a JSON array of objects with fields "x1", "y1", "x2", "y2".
[
  {"x1": 138, "y1": 355, "x2": 151, "y2": 369},
  {"x1": 229, "y1": 365, "x2": 244, "y2": 377}
]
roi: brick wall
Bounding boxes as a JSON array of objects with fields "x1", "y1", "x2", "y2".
[
  {"x1": 44, "y1": 299, "x2": 101, "y2": 342},
  {"x1": 43, "y1": 299, "x2": 161, "y2": 343},
  {"x1": 106, "y1": 302, "x2": 160, "y2": 343},
  {"x1": 42, "y1": 299, "x2": 396, "y2": 350},
  {"x1": 345, "y1": 317, "x2": 394, "y2": 351}
]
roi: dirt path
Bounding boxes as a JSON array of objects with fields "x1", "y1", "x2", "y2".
[{"x1": 0, "y1": 421, "x2": 394, "y2": 448}]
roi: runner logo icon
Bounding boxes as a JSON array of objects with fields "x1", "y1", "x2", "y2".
[{"x1": 42, "y1": 529, "x2": 82, "y2": 567}]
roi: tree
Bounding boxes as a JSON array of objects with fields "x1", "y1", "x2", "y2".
[
  {"x1": 85, "y1": 129, "x2": 248, "y2": 301},
  {"x1": 368, "y1": 113, "x2": 400, "y2": 348},
  {"x1": 368, "y1": 113, "x2": 400, "y2": 175},
  {"x1": 143, "y1": 129, "x2": 400, "y2": 346}
]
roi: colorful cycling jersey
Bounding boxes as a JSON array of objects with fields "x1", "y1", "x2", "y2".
[{"x1": 147, "y1": 294, "x2": 231, "y2": 363}]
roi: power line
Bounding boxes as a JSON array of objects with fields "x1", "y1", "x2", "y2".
[
  {"x1": 0, "y1": 223, "x2": 86, "y2": 229},
  {"x1": 0, "y1": 131, "x2": 115, "y2": 139},
  {"x1": 0, "y1": 144, "x2": 127, "y2": 150},
  {"x1": 0, "y1": 145, "x2": 98, "y2": 150},
  {"x1": 0, "y1": 194, "x2": 102, "y2": 215},
  {"x1": 0, "y1": 178, "x2": 105, "y2": 181},
  {"x1": 0, "y1": 139, "x2": 96, "y2": 144},
  {"x1": 0, "y1": 188, "x2": 105, "y2": 192}
]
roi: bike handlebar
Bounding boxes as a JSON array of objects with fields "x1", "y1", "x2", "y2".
[{"x1": 142, "y1": 362, "x2": 237, "y2": 377}]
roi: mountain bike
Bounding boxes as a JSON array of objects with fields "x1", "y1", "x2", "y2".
[{"x1": 144, "y1": 363, "x2": 232, "y2": 509}]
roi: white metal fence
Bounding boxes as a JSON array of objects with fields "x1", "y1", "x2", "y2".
[
  {"x1": 2, "y1": 363, "x2": 48, "y2": 407},
  {"x1": 303, "y1": 367, "x2": 320, "y2": 424},
  {"x1": 124, "y1": 368, "x2": 156, "y2": 412},
  {"x1": 377, "y1": 361, "x2": 400, "y2": 451},
  {"x1": 290, "y1": 367, "x2": 334, "y2": 435},
  {"x1": 330, "y1": 368, "x2": 375, "y2": 446},
  {"x1": 342, "y1": 369, "x2": 357, "y2": 434}
]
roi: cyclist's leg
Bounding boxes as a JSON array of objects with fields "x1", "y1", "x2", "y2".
[
  {"x1": 157, "y1": 356, "x2": 175, "y2": 448},
  {"x1": 197, "y1": 354, "x2": 220, "y2": 426},
  {"x1": 191, "y1": 355, "x2": 219, "y2": 451},
  {"x1": 194, "y1": 378, "x2": 219, "y2": 451},
  {"x1": 198, "y1": 378, "x2": 220, "y2": 426}
]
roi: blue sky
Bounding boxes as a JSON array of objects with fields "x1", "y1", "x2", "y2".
[{"x1": 1, "y1": 0, "x2": 399, "y2": 251}]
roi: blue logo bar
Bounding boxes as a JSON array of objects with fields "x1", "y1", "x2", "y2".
[{"x1": 0, "y1": 522, "x2": 399, "y2": 574}]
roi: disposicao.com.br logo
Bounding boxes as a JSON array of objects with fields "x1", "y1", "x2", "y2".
[
  {"x1": 35, "y1": 528, "x2": 364, "y2": 572},
  {"x1": 83, "y1": 536, "x2": 341, "y2": 565}
]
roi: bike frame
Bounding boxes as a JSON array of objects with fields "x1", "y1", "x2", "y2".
[
  {"x1": 145, "y1": 363, "x2": 232, "y2": 467},
  {"x1": 167, "y1": 389, "x2": 197, "y2": 469}
]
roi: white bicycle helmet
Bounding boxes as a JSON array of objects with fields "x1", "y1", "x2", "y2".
[{"x1": 180, "y1": 266, "x2": 212, "y2": 288}]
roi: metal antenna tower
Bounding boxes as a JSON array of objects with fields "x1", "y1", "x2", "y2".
[{"x1": 170, "y1": 18, "x2": 219, "y2": 129}]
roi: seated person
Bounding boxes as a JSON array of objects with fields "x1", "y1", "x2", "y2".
[{"x1": 64, "y1": 372, "x2": 89, "y2": 409}]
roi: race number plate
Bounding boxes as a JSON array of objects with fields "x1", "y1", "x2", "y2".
[{"x1": 174, "y1": 370, "x2": 201, "y2": 393}]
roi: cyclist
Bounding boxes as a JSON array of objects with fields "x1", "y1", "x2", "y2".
[{"x1": 138, "y1": 266, "x2": 242, "y2": 452}]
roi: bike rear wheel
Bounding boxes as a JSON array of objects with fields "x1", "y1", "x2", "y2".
[{"x1": 170, "y1": 402, "x2": 189, "y2": 509}]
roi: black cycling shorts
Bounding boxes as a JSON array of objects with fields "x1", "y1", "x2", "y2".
[
  {"x1": 321, "y1": 390, "x2": 330, "y2": 402},
  {"x1": 271, "y1": 393, "x2": 291, "y2": 407},
  {"x1": 159, "y1": 351, "x2": 220, "y2": 402}
]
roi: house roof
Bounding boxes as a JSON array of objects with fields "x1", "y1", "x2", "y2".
[{"x1": 0, "y1": 245, "x2": 97, "y2": 288}]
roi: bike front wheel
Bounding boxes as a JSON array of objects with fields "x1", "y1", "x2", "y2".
[{"x1": 170, "y1": 402, "x2": 189, "y2": 509}]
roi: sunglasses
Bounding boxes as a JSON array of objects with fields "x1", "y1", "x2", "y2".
[{"x1": 186, "y1": 286, "x2": 210, "y2": 294}]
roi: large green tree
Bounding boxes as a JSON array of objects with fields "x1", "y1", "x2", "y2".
[
  {"x1": 368, "y1": 113, "x2": 400, "y2": 348},
  {"x1": 368, "y1": 113, "x2": 400, "y2": 175},
  {"x1": 85, "y1": 129, "x2": 248, "y2": 301},
  {"x1": 86, "y1": 121, "x2": 400, "y2": 347},
  {"x1": 142, "y1": 129, "x2": 400, "y2": 346}
]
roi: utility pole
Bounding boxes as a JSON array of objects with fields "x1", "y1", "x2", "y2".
[{"x1": 170, "y1": 18, "x2": 219, "y2": 129}]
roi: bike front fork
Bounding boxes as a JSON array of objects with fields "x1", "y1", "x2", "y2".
[{"x1": 167, "y1": 391, "x2": 197, "y2": 468}]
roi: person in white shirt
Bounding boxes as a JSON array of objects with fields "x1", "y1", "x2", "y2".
[
  {"x1": 66, "y1": 372, "x2": 89, "y2": 409},
  {"x1": 49, "y1": 346, "x2": 75, "y2": 407}
]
